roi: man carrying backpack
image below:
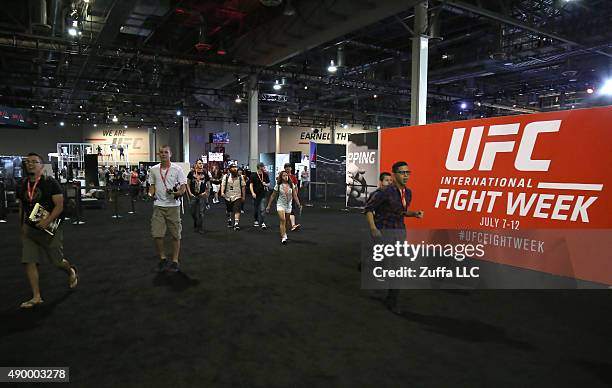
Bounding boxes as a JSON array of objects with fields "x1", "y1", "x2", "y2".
[{"x1": 221, "y1": 163, "x2": 245, "y2": 231}]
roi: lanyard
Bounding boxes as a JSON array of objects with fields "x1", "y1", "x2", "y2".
[
  {"x1": 282, "y1": 183, "x2": 290, "y2": 200},
  {"x1": 160, "y1": 166, "x2": 170, "y2": 190},
  {"x1": 27, "y1": 177, "x2": 41, "y2": 204},
  {"x1": 257, "y1": 170, "x2": 264, "y2": 183}
]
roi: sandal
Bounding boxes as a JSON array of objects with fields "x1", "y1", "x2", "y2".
[
  {"x1": 69, "y1": 265, "x2": 79, "y2": 289},
  {"x1": 20, "y1": 298, "x2": 44, "y2": 309}
]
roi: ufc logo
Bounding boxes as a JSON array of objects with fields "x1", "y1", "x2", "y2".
[{"x1": 445, "y1": 120, "x2": 561, "y2": 171}]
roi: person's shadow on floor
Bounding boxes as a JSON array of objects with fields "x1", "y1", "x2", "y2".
[
  {"x1": 0, "y1": 291, "x2": 74, "y2": 338},
  {"x1": 368, "y1": 295, "x2": 535, "y2": 351},
  {"x1": 153, "y1": 271, "x2": 200, "y2": 292}
]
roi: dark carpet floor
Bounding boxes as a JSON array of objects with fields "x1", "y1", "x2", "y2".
[{"x1": 0, "y1": 195, "x2": 611, "y2": 387}]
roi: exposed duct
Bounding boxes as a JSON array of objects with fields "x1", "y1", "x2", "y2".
[
  {"x1": 31, "y1": 0, "x2": 50, "y2": 30},
  {"x1": 120, "y1": 0, "x2": 169, "y2": 37}
]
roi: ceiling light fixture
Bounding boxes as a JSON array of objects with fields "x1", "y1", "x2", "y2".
[
  {"x1": 112, "y1": 115, "x2": 118, "y2": 123},
  {"x1": 235, "y1": 95, "x2": 242, "y2": 103},
  {"x1": 273, "y1": 80, "x2": 282, "y2": 91},
  {"x1": 60, "y1": 121, "x2": 65, "y2": 126},
  {"x1": 586, "y1": 87, "x2": 594, "y2": 94},
  {"x1": 599, "y1": 79, "x2": 612, "y2": 95},
  {"x1": 176, "y1": 109, "x2": 182, "y2": 116},
  {"x1": 327, "y1": 60, "x2": 337, "y2": 73}
]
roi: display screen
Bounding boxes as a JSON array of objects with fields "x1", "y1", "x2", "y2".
[{"x1": 211, "y1": 132, "x2": 230, "y2": 143}]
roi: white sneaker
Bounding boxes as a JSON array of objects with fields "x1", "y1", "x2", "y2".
[
  {"x1": 261, "y1": 223, "x2": 267, "y2": 230},
  {"x1": 0, "y1": 220, "x2": 6, "y2": 223},
  {"x1": 254, "y1": 221, "x2": 259, "y2": 227},
  {"x1": 281, "y1": 236, "x2": 288, "y2": 244}
]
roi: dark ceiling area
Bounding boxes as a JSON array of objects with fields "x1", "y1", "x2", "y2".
[{"x1": 0, "y1": 0, "x2": 610, "y2": 129}]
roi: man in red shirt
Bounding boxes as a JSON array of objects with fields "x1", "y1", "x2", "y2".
[{"x1": 284, "y1": 163, "x2": 300, "y2": 231}]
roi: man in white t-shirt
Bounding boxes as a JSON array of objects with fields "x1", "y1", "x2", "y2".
[{"x1": 148, "y1": 145, "x2": 187, "y2": 272}]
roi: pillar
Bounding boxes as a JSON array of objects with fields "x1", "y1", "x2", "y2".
[
  {"x1": 248, "y1": 75, "x2": 259, "y2": 170},
  {"x1": 411, "y1": 1, "x2": 429, "y2": 126}
]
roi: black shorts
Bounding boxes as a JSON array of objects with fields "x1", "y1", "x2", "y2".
[{"x1": 225, "y1": 198, "x2": 242, "y2": 214}]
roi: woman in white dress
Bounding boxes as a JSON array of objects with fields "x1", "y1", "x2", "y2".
[{"x1": 266, "y1": 171, "x2": 301, "y2": 244}]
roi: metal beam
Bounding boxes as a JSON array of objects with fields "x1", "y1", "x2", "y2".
[{"x1": 444, "y1": 0, "x2": 612, "y2": 59}]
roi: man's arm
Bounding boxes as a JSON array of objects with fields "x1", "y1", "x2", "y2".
[
  {"x1": 148, "y1": 184, "x2": 156, "y2": 197},
  {"x1": 249, "y1": 182, "x2": 256, "y2": 198},
  {"x1": 175, "y1": 169, "x2": 188, "y2": 197},
  {"x1": 364, "y1": 190, "x2": 384, "y2": 238},
  {"x1": 241, "y1": 181, "x2": 246, "y2": 201},
  {"x1": 37, "y1": 194, "x2": 63, "y2": 228},
  {"x1": 175, "y1": 184, "x2": 186, "y2": 197},
  {"x1": 365, "y1": 211, "x2": 380, "y2": 236},
  {"x1": 220, "y1": 176, "x2": 226, "y2": 197},
  {"x1": 404, "y1": 210, "x2": 424, "y2": 218}
]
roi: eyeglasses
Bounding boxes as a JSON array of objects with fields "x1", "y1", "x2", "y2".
[
  {"x1": 24, "y1": 160, "x2": 41, "y2": 165},
  {"x1": 395, "y1": 171, "x2": 411, "y2": 176}
]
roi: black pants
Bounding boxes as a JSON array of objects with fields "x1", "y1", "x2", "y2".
[{"x1": 379, "y1": 229, "x2": 407, "y2": 305}]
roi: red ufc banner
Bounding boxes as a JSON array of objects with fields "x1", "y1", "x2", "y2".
[{"x1": 380, "y1": 106, "x2": 612, "y2": 285}]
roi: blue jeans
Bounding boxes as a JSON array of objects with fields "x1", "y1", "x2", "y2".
[
  {"x1": 253, "y1": 194, "x2": 266, "y2": 224},
  {"x1": 190, "y1": 196, "x2": 206, "y2": 230}
]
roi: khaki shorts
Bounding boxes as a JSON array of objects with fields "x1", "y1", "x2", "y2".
[
  {"x1": 21, "y1": 224, "x2": 64, "y2": 266},
  {"x1": 151, "y1": 205, "x2": 182, "y2": 240}
]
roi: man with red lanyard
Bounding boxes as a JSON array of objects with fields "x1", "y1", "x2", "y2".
[
  {"x1": 18, "y1": 153, "x2": 78, "y2": 309},
  {"x1": 284, "y1": 163, "x2": 301, "y2": 231},
  {"x1": 250, "y1": 162, "x2": 270, "y2": 229},
  {"x1": 364, "y1": 161, "x2": 424, "y2": 314},
  {"x1": 148, "y1": 145, "x2": 187, "y2": 273}
]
